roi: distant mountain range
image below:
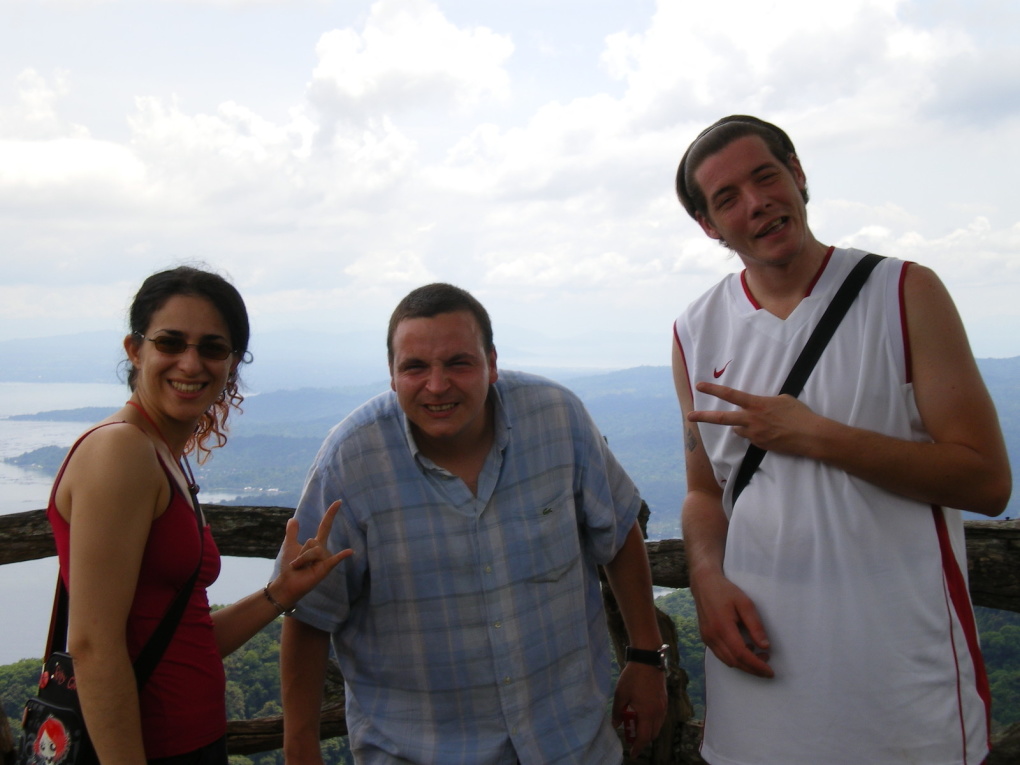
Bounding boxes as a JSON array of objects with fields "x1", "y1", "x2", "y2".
[
  {"x1": 0, "y1": 326, "x2": 666, "y2": 392},
  {"x1": 7, "y1": 358, "x2": 1020, "y2": 537}
]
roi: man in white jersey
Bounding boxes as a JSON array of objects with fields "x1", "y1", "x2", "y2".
[{"x1": 671, "y1": 115, "x2": 1011, "y2": 764}]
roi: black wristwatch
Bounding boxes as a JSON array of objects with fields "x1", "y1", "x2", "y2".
[{"x1": 625, "y1": 644, "x2": 669, "y2": 671}]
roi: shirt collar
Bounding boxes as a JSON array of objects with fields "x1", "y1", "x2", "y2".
[{"x1": 401, "y1": 381, "x2": 512, "y2": 471}]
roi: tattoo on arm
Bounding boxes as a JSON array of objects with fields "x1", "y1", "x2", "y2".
[{"x1": 685, "y1": 427, "x2": 698, "y2": 453}]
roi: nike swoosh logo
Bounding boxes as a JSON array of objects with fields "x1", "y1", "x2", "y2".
[{"x1": 713, "y1": 360, "x2": 732, "y2": 378}]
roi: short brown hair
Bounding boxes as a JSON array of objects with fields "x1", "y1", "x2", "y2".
[
  {"x1": 387, "y1": 283, "x2": 494, "y2": 366},
  {"x1": 676, "y1": 115, "x2": 807, "y2": 220}
]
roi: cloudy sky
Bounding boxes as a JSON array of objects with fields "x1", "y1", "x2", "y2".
[{"x1": 2, "y1": 0, "x2": 1018, "y2": 373}]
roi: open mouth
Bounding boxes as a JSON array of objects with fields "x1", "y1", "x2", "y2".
[
  {"x1": 425, "y1": 403, "x2": 456, "y2": 413},
  {"x1": 170, "y1": 381, "x2": 205, "y2": 393},
  {"x1": 756, "y1": 217, "x2": 788, "y2": 238}
]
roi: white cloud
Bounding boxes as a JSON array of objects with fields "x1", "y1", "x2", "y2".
[
  {"x1": 0, "y1": 0, "x2": 1017, "y2": 361},
  {"x1": 0, "y1": 282, "x2": 134, "y2": 325},
  {"x1": 0, "y1": 137, "x2": 145, "y2": 195},
  {"x1": 0, "y1": 68, "x2": 89, "y2": 140},
  {"x1": 344, "y1": 249, "x2": 434, "y2": 284},
  {"x1": 309, "y1": 0, "x2": 513, "y2": 124}
]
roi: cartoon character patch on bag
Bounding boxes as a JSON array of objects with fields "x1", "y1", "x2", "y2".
[
  {"x1": 18, "y1": 652, "x2": 96, "y2": 765},
  {"x1": 30, "y1": 717, "x2": 71, "y2": 765}
]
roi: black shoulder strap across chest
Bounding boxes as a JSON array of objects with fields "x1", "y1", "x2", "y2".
[
  {"x1": 48, "y1": 485, "x2": 204, "y2": 691},
  {"x1": 730, "y1": 253, "x2": 885, "y2": 506}
]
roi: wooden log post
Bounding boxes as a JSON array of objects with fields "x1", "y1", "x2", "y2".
[{"x1": 3, "y1": 508, "x2": 1020, "y2": 761}]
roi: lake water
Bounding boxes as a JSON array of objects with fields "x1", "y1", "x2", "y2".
[{"x1": 0, "y1": 382, "x2": 275, "y2": 665}]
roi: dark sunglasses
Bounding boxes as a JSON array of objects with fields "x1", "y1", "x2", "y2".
[{"x1": 135, "y1": 332, "x2": 235, "y2": 361}]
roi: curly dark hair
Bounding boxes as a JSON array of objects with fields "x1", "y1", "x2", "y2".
[{"x1": 125, "y1": 265, "x2": 251, "y2": 462}]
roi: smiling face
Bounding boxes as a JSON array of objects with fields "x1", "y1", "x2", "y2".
[
  {"x1": 693, "y1": 134, "x2": 815, "y2": 269},
  {"x1": 390, "y1": 310, "x2": 498, "y2": 458},
  {"x1": 125, "y1": 294, "x2": 239, "y2": 434}
]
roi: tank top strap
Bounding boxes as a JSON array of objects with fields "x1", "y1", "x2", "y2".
[{"x1": 47, "y1": 420, "x2": 140, "y2": 506}]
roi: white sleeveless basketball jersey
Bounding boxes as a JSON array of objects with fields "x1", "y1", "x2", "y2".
[{"x1": 674, "y1": 248, "x2": 989, "y2": 764}]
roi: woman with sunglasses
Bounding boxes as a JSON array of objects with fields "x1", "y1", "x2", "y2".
[{"x1": 46, "y1": 266, "x2": 351, "y2": 764}]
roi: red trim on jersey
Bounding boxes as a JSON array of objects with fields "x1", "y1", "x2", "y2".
[
  {"x1": 803, "y1": 246, "x2": 835, "y2": 296},
  {"x1": 739, "y1": 245, "x2": 835, "y2": 309},
  {"x1": 673, "y1": 322, "x2": 694, "y2": 401},
  {"x1": 932, "y1": 506, "x2": 992, "y2": 757},
  {"x1": 739, "y1": 270, "x2": 761, "y2": 309},
  {"x1": 899, "y1": 262, "x2": 914, "y2": 384}
]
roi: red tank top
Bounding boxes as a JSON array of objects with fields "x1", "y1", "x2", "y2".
[{"x1": 47, "y1": 423, "x2": 227, "y2": 758}]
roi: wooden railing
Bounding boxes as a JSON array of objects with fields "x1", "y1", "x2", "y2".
[{"x1": 3, "y1": 507, "x2": 1020, "y2": 764}]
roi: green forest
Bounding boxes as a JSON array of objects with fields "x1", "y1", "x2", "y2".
[
  {"x1": 3, "y1": 591, "x2": 1019, "y2": 763},
  {"x1": 0, "y1": 617, "x2": 354, "y2": 765}
]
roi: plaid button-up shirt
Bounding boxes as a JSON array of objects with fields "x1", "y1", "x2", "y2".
[{"x1": 285, "y1": 370, "x2": 641, "y2": 764}]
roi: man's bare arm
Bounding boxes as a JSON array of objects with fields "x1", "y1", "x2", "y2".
[
  {"x1": 672, "y1": 337, "x2": 773, "y2": 678},
  {"x1": 603, "y1": 521, "x2": 668, "y2": 756},
  {"x1": 281, "y1": 617, "x2": 332, "y2": 764}
]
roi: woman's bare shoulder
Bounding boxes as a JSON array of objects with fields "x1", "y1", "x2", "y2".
[{"x1": 57, "y1": 419, "x2": 168, "y2": 520}]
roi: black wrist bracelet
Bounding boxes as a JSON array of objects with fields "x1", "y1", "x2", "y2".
[{"x1": 625, "y1": 644, "x2": 668, "y2": 671}]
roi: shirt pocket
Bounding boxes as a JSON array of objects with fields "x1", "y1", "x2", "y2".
[{"x1": 509, "y1": 491, "x2": 582, "y2": 584}]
